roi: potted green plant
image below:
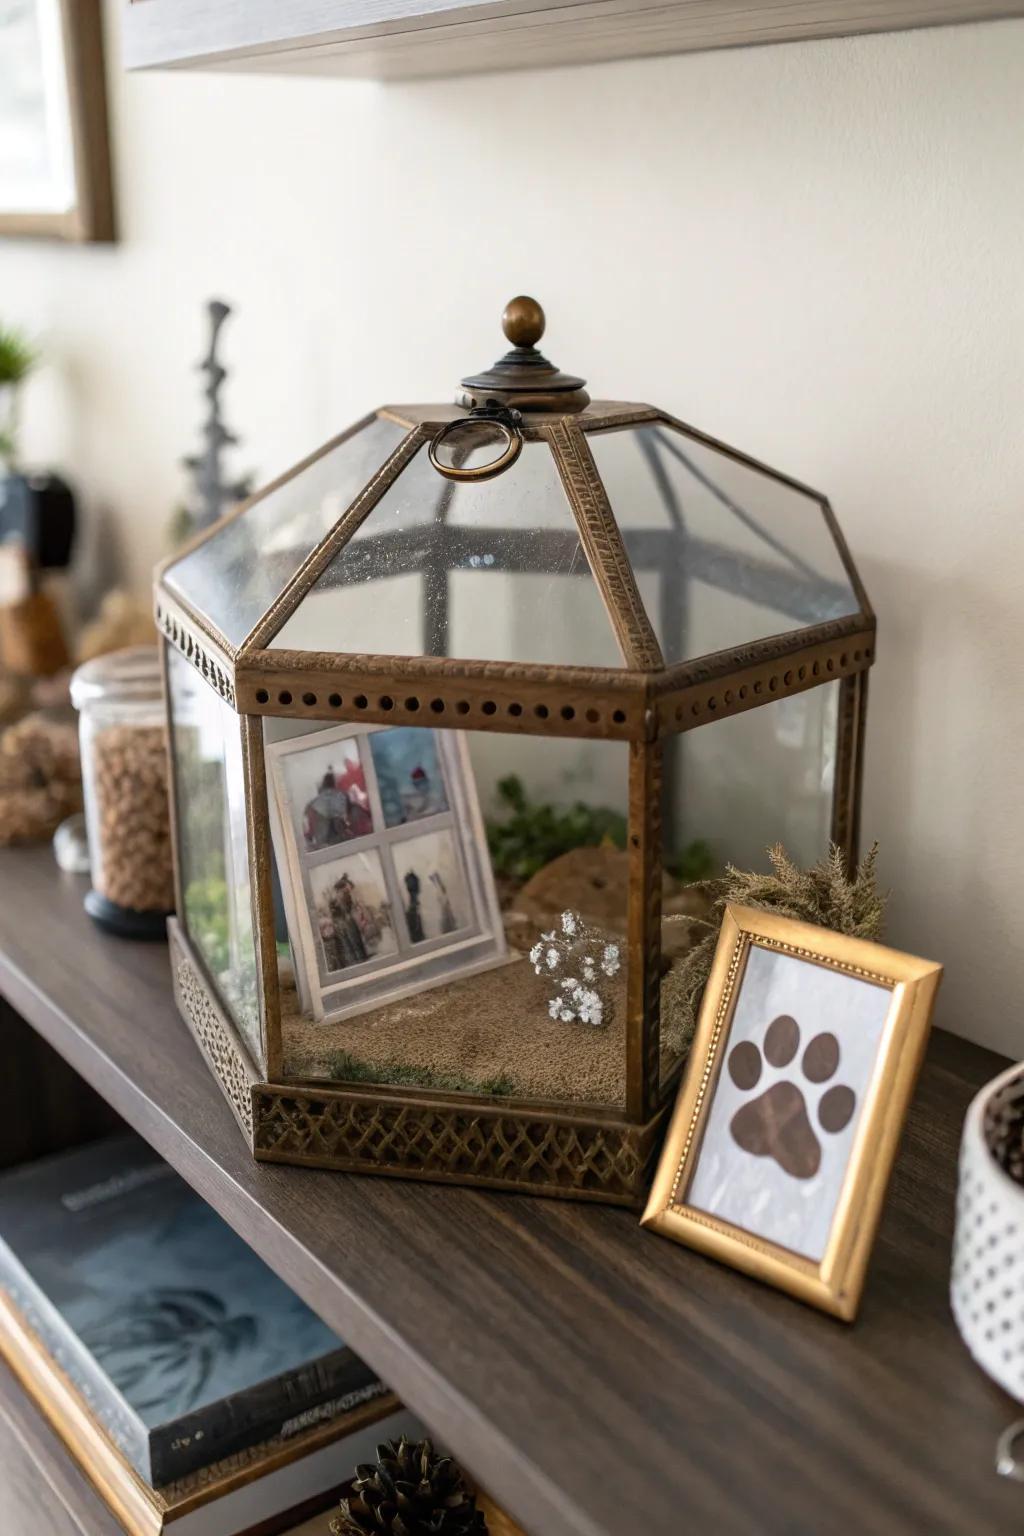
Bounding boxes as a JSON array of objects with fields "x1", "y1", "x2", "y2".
[
  {"x1": 0, "y1": 324, "x2": 37, "y2": 473},
  {"x1": 0, "y1": 322, "x2": 76, "y2": 678}
]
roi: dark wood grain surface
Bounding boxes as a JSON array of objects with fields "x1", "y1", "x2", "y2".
[
  {"x1": 0, "y1": 1360, "x2": 123, "y2": 1535},
  {"x1": 0, "y1": 845, "x2": 1019, "y2": 1536},
  {"x1": 0, "y1": 998, "x2": 123, "y2": 1172}
]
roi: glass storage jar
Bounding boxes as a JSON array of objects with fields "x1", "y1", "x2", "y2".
[{"x1": 70, "y1": 646, "x2": 174, "y2": 937}]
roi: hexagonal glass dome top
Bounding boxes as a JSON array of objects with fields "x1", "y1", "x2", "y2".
[
  {"x1": 156, "y1": 297, "x2": 874, "y2": 1206},
  {"x1": 164, "y1": 395, "x2": 860, "y2": 673}
]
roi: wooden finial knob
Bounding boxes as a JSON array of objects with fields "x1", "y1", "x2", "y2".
[{"x1": 502, "y1": 296, "x2": 545, "y2": 350}]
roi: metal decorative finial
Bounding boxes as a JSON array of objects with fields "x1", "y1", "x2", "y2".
[
  {"x1": 457, "y1": 296, "x2": 589, "y2": 414},
  {"x1": 501, "y1": 295, "x2": 545, "y2": 349},
  {"x1": 181, "y1": 299, "x2": 253, "y2": 533}
]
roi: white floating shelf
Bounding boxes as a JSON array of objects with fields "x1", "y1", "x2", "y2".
[{"x1": 122, "y1": 0, "x2": 1024, "y2": 80}]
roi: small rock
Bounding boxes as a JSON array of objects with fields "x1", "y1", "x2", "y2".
[{"x1": 516, "y1": 845, "x2": 631, "y2": 932}]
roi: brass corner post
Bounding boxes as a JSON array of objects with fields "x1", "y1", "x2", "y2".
[
  {"x1": 832, "y1": 666, "x2": 871, "y2": 872},
  {"x1": 242, "y1": 714, "x2": 282, "y2": 1080},
  {"x1": 626, "y1": 733, "x2": 663, "y2": 1123}
]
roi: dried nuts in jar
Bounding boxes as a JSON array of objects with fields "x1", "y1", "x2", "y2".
[{"x1": 71, "y1": 647, "x2": 173, "y2": 938}]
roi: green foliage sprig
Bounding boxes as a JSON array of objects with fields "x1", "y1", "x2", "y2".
[
  {"x1": 0, "y1": 323, "x2": 38, "y2": 467},
  {"x1": 486, "y1": 773, "x2": 627, "y2": 882},
  {"x1": 184, "y1": 876, "x2": 230, "y2": 974},
  {"x1": 485, "y1": 774, "x2": 715, "y2": 887},
  {"x1": 0, "y1": 325, "x2": 36, "y2": 386},
  {"x1": 663, "y1": 841, "x2": 887, "y2": 1049},
  {"x1": 666, "y1": 838, "x2": 715, "y2": 884}
]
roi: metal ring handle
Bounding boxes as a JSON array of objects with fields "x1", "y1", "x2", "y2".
[
  {"x1": 996, "y1": 1421, "x2": 1024, "y2": 1480},
  {"x1": 428, "y1": 417, "x2": 523, "y2": 483}
]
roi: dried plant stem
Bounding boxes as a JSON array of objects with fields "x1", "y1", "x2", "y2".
[{"x1": 662, "y1": 842, "x2": 887, "y2": 1051}]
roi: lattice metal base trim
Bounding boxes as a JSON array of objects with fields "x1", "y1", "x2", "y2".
[
  {"x1": 252, "y1": 1086, "x2": 666, "y2": 1206},
  {"x1": 169, "y1": 920, "x2": 258, "y2": 1146},
  {"x1": 170, "y1": 921, "x2": 667, "y2": 1205}
]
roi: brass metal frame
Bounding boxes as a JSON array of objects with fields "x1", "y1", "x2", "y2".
[
  {"x1": 170, "y1": 919, "x2": 667, "y2": 1206},
  {"x1": 546, "y1": 419, "x2": 664, "y2": 671},
  {"x1": 170, "y1": 920, "x2": 260, "y2": 1143},
  {"x1": 626, "y1": 737, "x2": 663, "y2": 1123},
  {"x1": 156, "y1": 393, "x2": 877, "y2": 1203},
  {"x1": 641, "y1": 905, "x2": 942, "y2": 1319},
  {"x1": 154, "y1": 411, "x2": 381, "y2": 595},
  {"x1": 241, "y1": 714, "x2": 282, "y2": 1079}
]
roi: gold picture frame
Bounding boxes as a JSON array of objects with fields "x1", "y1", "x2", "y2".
[
  {"x1": 642, "y1": 903, "x2": 942, "y2": 1320},
  {"x1": 0, "y1": 0, "x2": 115, "y2": 242}
]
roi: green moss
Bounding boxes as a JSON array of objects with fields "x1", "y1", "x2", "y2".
[
  {"x1": 323, "y1": 1051, "x2": 514, "y2": 1098},
  {"x1": 476, "y1": 1074, "x2": 516, "y2": 1097}
]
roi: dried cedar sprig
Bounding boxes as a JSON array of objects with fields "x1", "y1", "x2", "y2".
[{"x1": 662, "y1": 842, "x2": 887, "y2": 1051}]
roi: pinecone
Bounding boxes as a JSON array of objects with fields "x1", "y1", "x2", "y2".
[{"x1": 331, "y1": 1437, "x2": 488, "y2": 1535}]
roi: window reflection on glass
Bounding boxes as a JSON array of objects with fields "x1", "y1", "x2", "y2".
[
  {"x1": 165, "y1": 416, "x2": 406, "y2": 647},
  {"x1": 659, "y1": 683, "x2": 840, "y2": 1089},
  {"x1": 167, "y1": 647, "x2": 262, "y2": 1065},
  {"x1": 270, "y1": 442, "x2": 624, "y2": 668},
  {"x1": 589, "y1": 423, "x2": 859, "y2": 663}
]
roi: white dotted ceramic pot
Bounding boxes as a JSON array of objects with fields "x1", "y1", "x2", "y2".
[{"x1": 952, "y1": 1059, "x2": 1024, "y2": 1401}]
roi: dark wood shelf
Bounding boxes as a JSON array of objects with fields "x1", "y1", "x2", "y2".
[
  {"x1": 0, "y1": 1356, "x2": 122, "y2": 1536},
  {"x1": 0, "y1": 844, "x2": 1019, "y2": 1536}
]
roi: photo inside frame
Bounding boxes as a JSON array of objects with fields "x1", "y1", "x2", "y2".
[
  {"x1": 391, "y1": 829, "x2": 469, "y2": 945},
  {"x1": 308, "y1": 848, "x2": 398, "y2": 973},
  {"x1": 683, "y1": 943, "x2": 892, "y2": 1264},
  {"x1": 265, "y1": 720, "x2": 506, "y2": 1025},
  {"x1": 281, "y1": 731, "x2": 373, "y2": 853},
  {"x1": 370, "y1": 729, "x2": 450, "y2": 828}
]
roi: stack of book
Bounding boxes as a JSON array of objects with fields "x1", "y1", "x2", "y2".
[{"x1": 0, "y1": 1133, "x2": 419, "y2": 1534}]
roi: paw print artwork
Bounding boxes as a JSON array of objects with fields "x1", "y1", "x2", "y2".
[{"x1": 726, "y1": 1015, "x2": 856, "y2": 1180}]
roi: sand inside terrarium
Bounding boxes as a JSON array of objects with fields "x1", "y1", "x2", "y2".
[
  {"x1": 280, "y1": 951, "x2": 693, "y2": 1107},
  {"x1": 280, "y1": 843, "x2": 705, "y2": 1106}
]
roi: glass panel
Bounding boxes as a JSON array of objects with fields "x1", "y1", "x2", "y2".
[
  {"x1": 165, "y1": 417, "x2": 406, "y2": 648},
  {"x1": 265, "y1": 718, "x2": 630, "y2": 1107},
  {"x1": 270, "y1": 442, "x2": 624, "y2": 668},
  {"x1": 659, "y1": 683, "x2": 839, "y2": 1088},
  {"x1": 167, "y1": 647, "x2": 262, "y2": 1066},
  {"x1": 588, "y1": 423, "x2": 859, "y2": 664}
]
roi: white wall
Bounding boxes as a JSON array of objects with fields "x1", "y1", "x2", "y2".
[{"x1": 3, "y1": 6, "x2": 1023, "y2": 1056}]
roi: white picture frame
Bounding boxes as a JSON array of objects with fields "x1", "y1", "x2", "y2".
[{"x1": 265, "y1": 722, "x2": 506, "y2": 1025}]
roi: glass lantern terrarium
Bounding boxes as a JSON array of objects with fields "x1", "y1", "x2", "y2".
[{"x1": 155, "y1": 298, "x2": 874, "y2": 1206}]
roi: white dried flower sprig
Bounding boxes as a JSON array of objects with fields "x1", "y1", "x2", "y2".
[{"x1": 530, "y1": 911, "x2": 620, "y2": 1029}]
